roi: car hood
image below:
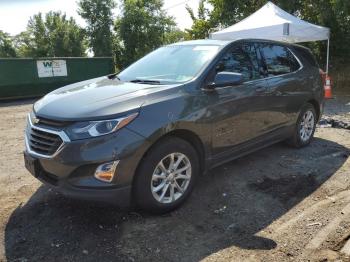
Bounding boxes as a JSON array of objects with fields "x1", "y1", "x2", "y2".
[{"x1": 34, "y1": 76, "x2": 178, "y2": 121}]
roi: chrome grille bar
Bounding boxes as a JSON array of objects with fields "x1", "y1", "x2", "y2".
[{"x1": 25, "y1": 114, "x2": 71, "y2": 159}]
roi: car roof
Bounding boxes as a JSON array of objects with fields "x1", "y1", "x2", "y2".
[
  {"x1": 169, "y1": 38, "x2": 309, "y2": 51},
  {"x1": 169, "y1": 39, "x2": 232, "y2": 47}
]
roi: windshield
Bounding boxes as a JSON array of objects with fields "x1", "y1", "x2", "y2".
[{"x1": 118, "y1": 45, "x2": 221, "y2": 84}]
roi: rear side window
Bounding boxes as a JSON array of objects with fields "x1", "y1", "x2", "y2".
[
  {"x1": 294, "y1": 47, "x2": 319, "y2": 68},
  {"x1": 259, "y1": 44, "x2": 301, "y2": 76},
  {"x1": 216, "y1": 44, "x2": 260, "y2": 81}
]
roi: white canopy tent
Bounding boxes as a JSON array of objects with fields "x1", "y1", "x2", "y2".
[{"x1": 210, "y1": 1, "x2": 331, "y2": 74}]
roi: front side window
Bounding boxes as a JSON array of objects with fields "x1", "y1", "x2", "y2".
[
  {"x1": 241, "y1": 43, "x2": 263, "y2": 80},
  {"x1": 259, "y1": 44, "x2": 301, "y2": 76},
  {"x1": 118, "y1": 45, "x2": 221, "y2": 84},
  {"x1": 216, "y1": 44, "x2": 260, "y2": 82}
]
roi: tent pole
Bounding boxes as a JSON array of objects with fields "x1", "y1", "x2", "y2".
[{"x1": 326, "y1": 38, "x2": 330, "y2": 76}]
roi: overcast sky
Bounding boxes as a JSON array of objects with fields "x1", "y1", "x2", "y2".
[{"x1": 0, "y1": 0, "x2": 200, "y2": 36}]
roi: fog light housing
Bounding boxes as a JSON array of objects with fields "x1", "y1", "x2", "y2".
[{"x1": 94, "y1": 161, "x2": 119, "y2": 182}]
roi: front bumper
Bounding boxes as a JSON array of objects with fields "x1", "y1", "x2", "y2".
[
  {"x1": 28, "y1": 158, "x2": 132, "y2": 206},
  {"x1": 24, "y1": 120, "x2": 151, "y2": 207}
]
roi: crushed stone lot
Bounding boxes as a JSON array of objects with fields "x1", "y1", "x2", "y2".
[{"x1": 0, "y1": 96, "x2": 349, "y2": 262}]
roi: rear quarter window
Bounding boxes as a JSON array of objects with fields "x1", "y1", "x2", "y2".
[{"x1": 293, "y1": 46, "x2": 319, "y2": 68}]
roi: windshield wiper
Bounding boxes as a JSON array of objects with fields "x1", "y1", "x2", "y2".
[
  {"x1": 129, "y1": 79, "x2": 161, "y2": 84},
  {"x1": 107, "y1": 73, "x2": 121, "y2": 80}
]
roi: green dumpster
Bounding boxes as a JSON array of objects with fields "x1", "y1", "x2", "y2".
[{"x1": 0, "y1": 57, "x2": 114, "y2": 100}]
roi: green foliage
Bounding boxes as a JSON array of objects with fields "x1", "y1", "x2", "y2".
[
  {"x1": 207, "y1": 0, "x2": 301, "y2": 27},
  {"x1": 186, "y1": 0, "x2": 350, "y2": 64},
  {"x1": 163, "y1": 29, "x2": 186, "y2": 45},
  {"x1": 12, "y1": 32, "x2": 32, "y2": 57},
  {"x1": 186, "y1": 0, "x2": 305, "y2": 40},
  {"x1": 0, "y1": 30, "x2": 17, "y2": 57},
  {"x1": 185, "y1": 0, "x2": 213, "y2": 40},
  {"x1": 15, "y1": 12, "x2": 86, "y2": 57},
  {"x1": 1, "y1": 0, "x2": 347, "y2": 70},
  {"x1": 298, "y1": 0, "x2": 350, "y2": 64},
  {"x1": 114, "y1": 0, "x2": 177, "y2": 68},
  {"x1": 78, "y1": 0, "x2": 116, "y2": 56}
]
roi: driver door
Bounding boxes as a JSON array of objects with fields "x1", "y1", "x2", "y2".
[{"x1": 206, "y1": 42, "x2": 270, "y2": 157}]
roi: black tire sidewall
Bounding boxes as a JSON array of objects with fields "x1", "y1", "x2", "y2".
[{"x1": 133, "y1": 137, "x2": 199, "y2": 213}]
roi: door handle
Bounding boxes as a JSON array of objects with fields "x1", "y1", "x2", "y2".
[{"x1": 255, "y1": 86, "x2": 266, "y2": 93}]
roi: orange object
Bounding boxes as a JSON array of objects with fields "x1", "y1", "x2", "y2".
[{"x1": 324, "y1": 75, "x2": 332, "y2": 99}]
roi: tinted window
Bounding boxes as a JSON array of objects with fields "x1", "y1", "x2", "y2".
[
  {"x1": 242, "y1": 43, "x2": 263, "y2": 80},
  {"x1": 259, "y1": 44, "x2": 300, "y2": 76},
  {"x1": 294, "y1": 46, "x2": 319, "y2": 68},
  {"x1": 216, "y1": 44, "x2": 260, "y2": 81}
]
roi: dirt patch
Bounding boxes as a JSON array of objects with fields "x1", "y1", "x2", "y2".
[
  {"x1": 0, "y1": 96, "x2": 349, "y2": 262},
  {"x1": 249, "y1": 174, "x2": 317, "y2": 204}
]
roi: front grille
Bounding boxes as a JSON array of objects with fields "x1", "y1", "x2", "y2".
[
  {"x1": 28, "y1": 128, "x2": 63, "y2": 156},
  {"x1": 36, "y1": 116, "x2": 70, "y2": 128}
]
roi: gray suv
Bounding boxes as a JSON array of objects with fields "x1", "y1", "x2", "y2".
[{"x1": 24, "y1": 39, "x2": 324, "y2": 213}]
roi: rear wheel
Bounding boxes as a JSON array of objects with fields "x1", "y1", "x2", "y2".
[
  {"x1": 287, "y1": 103, "x2": 317, "y2": 148},
  {"x1": 133, "y1": 137, "x2": 199, "y2": 213}
]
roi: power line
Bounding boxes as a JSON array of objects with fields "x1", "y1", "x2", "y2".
[{"x1": 164, "y1": 0, "x2": 192, "y2": 10}]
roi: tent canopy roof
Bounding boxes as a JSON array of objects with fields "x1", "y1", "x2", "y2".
[{"x1": 210, "y1": 2, "x2": 330, "y2": 43}]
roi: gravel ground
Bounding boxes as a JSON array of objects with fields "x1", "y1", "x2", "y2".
[{"x1": 0, "y1": 96, "x2": 349, "y2": 262}]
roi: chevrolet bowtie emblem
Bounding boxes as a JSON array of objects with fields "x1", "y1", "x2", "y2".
[{"x1": 33, "y1": 117, "x2": 40, "y2": 124}]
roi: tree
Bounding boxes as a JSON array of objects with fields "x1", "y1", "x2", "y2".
[
  {"x1": 207, "y1": 0, "x2": 300, "y2": 27},
  {"x1": 0, "y1": 31, "x2": 17, "y2": 58},
  {"x1": 186, "y1": 0, "x2": 301, "y2": 40},
  {"x1": 298, "y1": 0, "x2": 350, "y2": 64},
  {"x1": 185, "y1": 0, "x2": 213, "y2": 39},
  {"x1": 12, "y1": 32, "x2": 31, "y2": 57},
  {"x1": 114, "y1": 0, "x2": 177, "y2": 68},
  {"x1": 163, "y1": 29, "x2": 186, "y2": 44},
  {"x1": 186, "y1": 0, "x2": 350, "y2": 65},
  {"x1": 78, "y1": 0, "x2": 116, "y2": 56},
  {"x1": 16, "y1": 12, "x2": 86, "y2": 57}
]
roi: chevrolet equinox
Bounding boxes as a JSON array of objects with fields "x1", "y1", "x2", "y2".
[{"x1": 24, "y1": 39, "x2": 324, "y2": 213}]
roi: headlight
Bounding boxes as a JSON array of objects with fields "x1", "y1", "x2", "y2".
[{"x1": 66, "y1": 112, "x2": 138, "y2": 140}]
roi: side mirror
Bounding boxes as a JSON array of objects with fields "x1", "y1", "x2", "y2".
[{"x1": 207, "y1": 72, "x2": 243, "y2": 89}]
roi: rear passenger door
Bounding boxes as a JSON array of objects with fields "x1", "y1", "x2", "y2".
[{"x1": 257, "y1": 42, "x2": 303, "y2": 128}]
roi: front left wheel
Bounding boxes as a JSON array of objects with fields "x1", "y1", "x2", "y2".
[{"x1": 133, "y1": 137, "x2": 199, "y2": 213}]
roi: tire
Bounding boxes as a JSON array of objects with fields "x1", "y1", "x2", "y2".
[
  {"x1": 287, "y1": 103, "x2": 317, "y2": 148},
  {"x1": 133, "y1": 137, "x2": 199, "y2": 213}
]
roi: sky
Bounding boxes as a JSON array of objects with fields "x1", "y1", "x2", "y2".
[{"x1": 0, "y1": 0, "x2": 200, "y2": 36}]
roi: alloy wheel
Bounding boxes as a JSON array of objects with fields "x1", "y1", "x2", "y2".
[
  {"x1": 151, "y1": 152, "x2": 192, "y2": 204},
  {"x1": 299, "y1": 110, "x2": 315, "y2": 142}
]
